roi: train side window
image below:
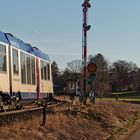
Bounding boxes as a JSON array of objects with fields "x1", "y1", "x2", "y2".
[
  {"x1": 12, "y1": 48, "x2": 19, "y2": 74},
  {"x1": 41, "y1": 60, "x2": 47, "y2": 80},
  {"x1": 41, "y1": 60, "x2": 44, "y2": 80},
  {"x1": 20, "y1": 52, "x2": 26, "y2": 84},
  {"x1": 47, "y1": 63, "x2": 50, "y2": 80},
  {"x1": 0, "y1": 44, "x2": 6, "y2": 72},
  {"x1": 26, "y1": 54, "x2": 31, "y2": 84},
  {"x1": 31, "y1": 56, "x2": 36, "y2": 85},
  {"x1": 44, "y1": 62, "x2": 47, "y2": 80}
]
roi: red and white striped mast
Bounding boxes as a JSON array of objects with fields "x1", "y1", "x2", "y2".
[{"x1": 82, "y1": 0, "x2": 91, "y2": 104}]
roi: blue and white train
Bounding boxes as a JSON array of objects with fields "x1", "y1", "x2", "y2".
[{"x1": 0, "y1": 31, "x2": 53, "y2": 109}]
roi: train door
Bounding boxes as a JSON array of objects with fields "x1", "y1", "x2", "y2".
[
  {"x1": 0, "y1": 43, "x2": 9, "y2": 93},
  {"x1": 11, "y1": 48, "x2": 21, "y2": 93},
  {"x1": 36, "y1": 58, "x2": 40, "y2": 99}
]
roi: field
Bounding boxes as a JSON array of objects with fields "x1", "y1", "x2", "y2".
[
  {"x1": 1, "y1": 99, "x2": 140, "y2": 140},
  {"x1": 107, "y1": 91, "x2": 140, "y2": 102}
]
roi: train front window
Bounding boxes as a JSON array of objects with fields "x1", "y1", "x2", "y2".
[
  {"x1": 12, "y1": 49, "x2": 19, "y2": 74},
  {"x1": 0, "y1": 44, "x2": 6, "y2": 72}
]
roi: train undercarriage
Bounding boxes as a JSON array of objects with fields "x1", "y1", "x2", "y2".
[
  {"x1": 0, "y1": 92, "x2": 54, "y2": 112},
  {"x1": 0, "y1": 92, "x2": 21, "y2": 111}
]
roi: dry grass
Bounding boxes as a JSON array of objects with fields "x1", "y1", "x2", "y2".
[{"x1": 0, "y1": 101, "x2": 140, "y2": 140}]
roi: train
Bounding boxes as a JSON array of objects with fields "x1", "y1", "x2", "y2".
[{"x1": 0, "y1": 31, "x2": 53, "y2": 110}]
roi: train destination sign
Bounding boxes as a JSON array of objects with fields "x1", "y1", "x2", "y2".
[{"x1": 87, "y1": 63, "x2": 97, "y2": 73}]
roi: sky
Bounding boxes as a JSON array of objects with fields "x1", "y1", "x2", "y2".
[{"x1": 0, "y1": 0, "x2": 140, "y2": 70}]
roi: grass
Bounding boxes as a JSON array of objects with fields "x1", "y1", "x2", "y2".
[
  {"x1": 112, "y1": 91, "x2": 137, "y2": 95},
  {"x1": 1, "y1": 100, "x2": 140, "y2": 140},
  {"x1": 111, "y1": 91, "x2": 140, "y2": 97},
  {"x1": 107, "y1": 91, "x2": 140, "y2": 102}
]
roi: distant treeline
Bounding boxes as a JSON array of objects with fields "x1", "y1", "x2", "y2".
[{"x1": 52, "y1": 53, "x2": 140, "y2": 96}]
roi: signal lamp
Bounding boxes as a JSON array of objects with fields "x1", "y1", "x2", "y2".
[
  {"x1": 85, "y1": 25, "x2": 91, "y2": 31},
  {"x1": 82, "y1": 0, "x2": 91, "y2": 8}
]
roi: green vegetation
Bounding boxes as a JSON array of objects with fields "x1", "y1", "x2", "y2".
[
  {"x1": 94, "y1": 91, "x2": 140, "y2": 103},
  {"x1": 108, "y1": 91, "x2": 140, "y2": 102},
  {"x1": 112, "y1": 91, "x2": 137, "y2": 95}
]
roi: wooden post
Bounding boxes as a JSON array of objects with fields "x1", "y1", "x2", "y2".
[{"x1": 42, "y1": 99, "x2": 47, "y2": 126}]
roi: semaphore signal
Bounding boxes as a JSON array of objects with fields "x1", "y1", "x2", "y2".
[{"x1": 82, "y1": 0, "x2": 91, "y2": 104}]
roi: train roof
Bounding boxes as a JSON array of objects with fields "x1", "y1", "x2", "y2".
[{"x1": 0, "y1": 31, "x2": 50, "y2": 62}]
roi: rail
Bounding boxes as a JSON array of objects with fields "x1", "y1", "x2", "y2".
[{"x1": 0, "y1": 100, "x2": 63, "y2": 126}]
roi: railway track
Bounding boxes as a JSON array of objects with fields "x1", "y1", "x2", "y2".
[{"x1": 0, "y1": 99, "x2": 64, "y2": 126}]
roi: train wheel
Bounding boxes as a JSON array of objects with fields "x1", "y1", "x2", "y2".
[{"x1": 0, "y1": 96, "x2": 4, "y2": 112}]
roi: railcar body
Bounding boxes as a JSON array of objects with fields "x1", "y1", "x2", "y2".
[{"x1": 0, "y1": 31, "x2": 53, "y2": 108}]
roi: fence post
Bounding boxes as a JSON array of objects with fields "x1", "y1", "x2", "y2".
[{"x1": 42, "y1": 99, "x2": 47, "y2": 126}]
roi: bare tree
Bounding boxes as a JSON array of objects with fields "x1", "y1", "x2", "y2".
[
  {"x1": 66, "y1": 60, "x2": 82, "y2": 74},
  {"x1": 63, "y1": 59, "x2": 82, "y2": 80},
  {"x1": 91, "y1": 53, "x2": 110, "y2": 97},
  {"x1": 110, "y1": 60, "x2": 138, "y2": 91}
]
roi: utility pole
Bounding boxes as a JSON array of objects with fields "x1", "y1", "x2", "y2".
[{"x1": 82, "y1": 0, "x2": 91, "y2": 104}]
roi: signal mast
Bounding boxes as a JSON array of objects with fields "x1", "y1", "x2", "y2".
[{"x1": 82, "y1": 0, "x2": 91, "y2": 104}]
